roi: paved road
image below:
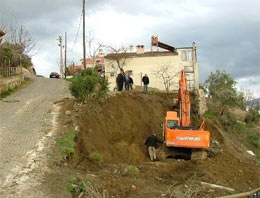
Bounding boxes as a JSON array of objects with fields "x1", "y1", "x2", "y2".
[{"x1": 0, "y1": 77, "x2": 70, "y2": 197}]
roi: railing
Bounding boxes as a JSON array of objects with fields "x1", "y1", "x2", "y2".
[{"x1": 0, "y1": 66, "x2": 23, "y2": 77}]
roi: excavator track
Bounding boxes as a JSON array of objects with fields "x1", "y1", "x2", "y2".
[{"x1": 191, "y1": 149, "x2": 208, "y2": 160}]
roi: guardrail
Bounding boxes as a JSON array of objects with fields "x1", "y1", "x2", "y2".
[
  {"x1": 217, "y1": 187, "x2": 260, "y2": 198},
  {"x1": 0, "y1": 66, "x2": 23, "y2": 77}
]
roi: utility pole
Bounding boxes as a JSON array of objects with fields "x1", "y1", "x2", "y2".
[
  {"x1": 64, "y1": 32, "x2": 67, "y2": 79},
  {"x1": 58, "y1": 36, "x2": 64, "y2": 78},
  {"x1": 82, "y1": 0, "x2": 86, "y2": 70}
]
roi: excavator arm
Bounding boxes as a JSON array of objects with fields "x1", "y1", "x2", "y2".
[
  {"x1": 179, "y1": 70, "x2": 191, "y2": 127},
  {"x1": 151, "y1": 35, "x2": 176, "y2": 53}
]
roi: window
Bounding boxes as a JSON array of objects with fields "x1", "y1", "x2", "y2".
[
  {"x1": 181, "y1": 50, "x2": 193, "y2": 62},
  {"x1": 125, "y1": 70, "x2": 133, "y2": 75},
  {"x1": 184, "y1": 66, "x2": 194, "y2": 73},
  {"x1": 167, "y1": 120, "x2": 178, "y2": 129}
]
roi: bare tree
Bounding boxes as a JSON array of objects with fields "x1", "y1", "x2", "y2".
[
  {"x1": 85, "y1": 32, "x2": 104, "y2": 68},
  {"x1": 152, "y1": 64, "x2": 178, "y2": 92},
  {"x1": 1, "y1": 24, "x2": 36, "y2": 55},
  {"x1": 104, "y1": 45, "x2": 129, "y2": 70}
]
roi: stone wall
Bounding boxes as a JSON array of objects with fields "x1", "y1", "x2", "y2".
[{"x1": 0, "y1": 74, "x2": 24, "y2": 94}]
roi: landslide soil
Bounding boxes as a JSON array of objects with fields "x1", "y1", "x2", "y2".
[{"x1": 56, "y1": 92, "x2": 259, "y2": 198}]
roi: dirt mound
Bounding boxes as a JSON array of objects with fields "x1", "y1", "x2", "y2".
[
  {"x1": 73, "y1": 92, "x2": 175, "y2": 164},
  {"x1": 60, "y1": 91, "x2": 260, "y2": 197}
]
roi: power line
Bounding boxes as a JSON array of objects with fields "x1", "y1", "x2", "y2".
[{"x1": 68, "y1": 12, "x2": 83, "y2": 52}]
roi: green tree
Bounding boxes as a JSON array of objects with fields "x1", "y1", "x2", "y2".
[
  {"x1": 69, "y1": 68, "x2": 108, "y2": 101},
  {"x1": 204, "y1": 70, "x2": 245, "y2": 116}
]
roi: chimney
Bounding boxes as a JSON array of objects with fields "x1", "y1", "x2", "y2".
[
  {"x1": 129, "y1": 45, "x2": 134, "y2": 53},
  {"x1": 136, "y1": 45, "x2": 144, "y2": 54},
  {"x1": 98, "y1": 48, "x2": 104, "y2": 57}
]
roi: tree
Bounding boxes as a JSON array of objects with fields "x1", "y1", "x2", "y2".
[
  {"x1": 204, "y1": 70, "x2": 245, "y2": 116},
  {"x1": 86, "y1": 32, "x2": 104, "y2": 68},
  {"x1": 152, "y1": 64, "x2": 178, "y2": 92},
  {"x1": 105, "y1": 45, "x2": 129, "y2": 70}
]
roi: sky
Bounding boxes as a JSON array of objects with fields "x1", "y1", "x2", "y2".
[{"x1": 0, "y1": 0, "x2": 259, "y2": 97}]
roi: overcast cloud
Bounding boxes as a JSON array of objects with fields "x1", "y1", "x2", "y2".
[{"x1": 0, "y1": 0, "x2": 259, "y2": 96}]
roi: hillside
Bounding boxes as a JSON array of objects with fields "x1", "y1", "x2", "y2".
[{"x1": 49, "y1": 91, "x2": 260, "y2": 198}]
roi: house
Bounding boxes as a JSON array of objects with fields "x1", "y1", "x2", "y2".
[
  {"x1": 104, "y1": 42, "x2": 199, "y2": 92},
  {"x1": 69, "y1": 49, "x2": 105, "y2": 76}
]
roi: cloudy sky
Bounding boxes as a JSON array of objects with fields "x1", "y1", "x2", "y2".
[{"x1": 0, "y1": 0, "x2": 259, "y2": 97}]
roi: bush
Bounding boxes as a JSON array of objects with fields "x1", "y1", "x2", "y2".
[
  {"x1": 203, "y1": 110, "x2": 216, "y2": 119},
  {"x1": 69, "y1": 68, "x2": 108, "y2": 101},
  {"x1": 245, "y1": 108, "x2": 260, "y2": 124},
  {"x1": 89, "y1": 152, "x2": 104, "y2": 165},
  {"x1": 67, "y1": 176, "x2": 92, "y2": 194}
]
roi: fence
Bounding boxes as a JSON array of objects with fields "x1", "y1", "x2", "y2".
[{"x1": 0, "y1": 65, "x2": 23, "y2": 77}]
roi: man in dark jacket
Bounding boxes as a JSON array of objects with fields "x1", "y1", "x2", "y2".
[
  {"x1": 145, "y1": 134, "x2": 163, "y2": 161},
  {"x1": 142, "y1": 74, "x2": 149, "y2": 92},
  {"x1": 116, "y1": 69, "x2": 125, "y2": 91}
]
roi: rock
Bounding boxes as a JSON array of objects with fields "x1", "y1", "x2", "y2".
[
  {"x1": 132, "y1": 185, "x2": 136, "y2": 189},
  {"x1": 247, "y1": 150, "x2": 255, "y2": 156},
  {"x1": 65, "y1": 110, "x2": 72, "y2": 115}
]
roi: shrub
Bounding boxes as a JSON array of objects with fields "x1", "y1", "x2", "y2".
[
  {"x1": 89, "y1": 152, "x2": 104, "y2": 165},
  {"x1": 245, "y1": 108, "x2": 260, "y2": 124},
  {"x1": 69, "y1": 68, "x2": 108, "y2": 101},
  {"x1": 58, "y1": 131, "x2": 78, "y2": 158},
  {"x1": 203, "y1": 110, "x2": 216, "y2": 119},
  {"x1": 67, "y1": 176, "x2": 91, "y2": 194}
]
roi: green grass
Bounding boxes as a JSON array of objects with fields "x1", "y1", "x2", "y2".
[
  {"x1": 66, "y1": 176, "x2": 92, "y2": 194},
  {"x1": 126, "y1": 165, "x2": 140, "y2": 179},
  {"x1": 203, "y1": 110, "x2": 216, "y2": 119},
  {"x1": 58, "y1": 131, "x2": 78, "y2": 158},
  {"x1": 0, "y1": 77, "x2": 31, "y2": 99},
  {"x1": 89, "y1": 152, "x2": 104, "y2": 165}
]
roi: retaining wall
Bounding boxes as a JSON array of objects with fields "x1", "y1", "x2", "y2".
[{"x1": 0, "y1": 74, "x2": 24, "y2": 94}]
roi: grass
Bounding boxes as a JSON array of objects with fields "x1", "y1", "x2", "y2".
[
  {"x1": 203, "y1": 110, "x2": 216, "y2": 119},
  {"x1": 126, "y1": 165, "x2": 140, "y2": 179},
  {"x1": 0, "y1": 77, "x2": 31, "y2": 99},
  {"x1": 67, "y1": 176, "x2": 92, "y2": 194},
  {"x1": 58, "y1": 130, "x2": 78, "y2": 158},
  {"x1": 89, "y1": 152, "x2": 104, "y2": 165},
  {"x1": 67, "y1": 176, "x2": 109, "y2": 198}
]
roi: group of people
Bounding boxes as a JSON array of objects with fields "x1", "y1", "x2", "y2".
[
  {"x1": 116, "y1": 69, "x2": 134, "y2": 92},
  {"x1": 116, "y1": 69, "x2": 150, "y2": 92}
]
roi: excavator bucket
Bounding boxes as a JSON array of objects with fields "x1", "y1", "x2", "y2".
[{"x1": 165, "y1": 129, "x2": 210, "y2": 149}]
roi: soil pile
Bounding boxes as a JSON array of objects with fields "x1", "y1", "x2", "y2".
[{"x1": 73, "y1": 92, "x2": 175, "y2": 164}]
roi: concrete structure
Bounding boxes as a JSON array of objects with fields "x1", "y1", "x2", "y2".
[{"x1": 105, "y1": 42, "x2": 199, "y2": 91}]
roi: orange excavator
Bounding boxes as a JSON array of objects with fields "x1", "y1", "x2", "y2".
[{"x1": 160, "y1": 70, "x2": 210, "y2": 160}]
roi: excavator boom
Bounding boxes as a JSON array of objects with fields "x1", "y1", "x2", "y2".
[{"x1": 151, "y1": 35, "x2": 176, "y2": 53}]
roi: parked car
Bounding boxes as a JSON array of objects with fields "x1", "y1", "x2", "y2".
[{"x1": 49, "y1": 72, "x2": 60, "y2": 78}]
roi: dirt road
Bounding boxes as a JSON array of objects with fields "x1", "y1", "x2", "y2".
[{"x1": 0, "y1": 77, "x2": 70, "y2": 197}]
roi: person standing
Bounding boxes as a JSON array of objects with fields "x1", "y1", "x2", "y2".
[
  {"x1": 129, "y1": 75, "x2": 134, "y2": 90},
  {"x1": 125, "y1": 73, "x2": 130, "y2": 91},
  {"x1": 144, "y1": 134, "x2": 163, "y2": 161},
  {"x1": 116, "y1": 69, "x2": 125, "y2": 92},
  {"x1": 142, "y1": 74, "x2": 149, "y2": 92}
]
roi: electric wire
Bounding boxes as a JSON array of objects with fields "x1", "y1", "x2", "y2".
[{"x1": 68, "y1": 12, "x2": 83, "y2": 53}]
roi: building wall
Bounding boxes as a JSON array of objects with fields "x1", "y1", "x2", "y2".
[{"x1": 105, "y1": 47, "x2": 199, "y2": 91}]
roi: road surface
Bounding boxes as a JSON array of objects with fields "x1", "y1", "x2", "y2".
[{"x1": 0, "y1": 77, "x2": 70, "y2": 197}]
